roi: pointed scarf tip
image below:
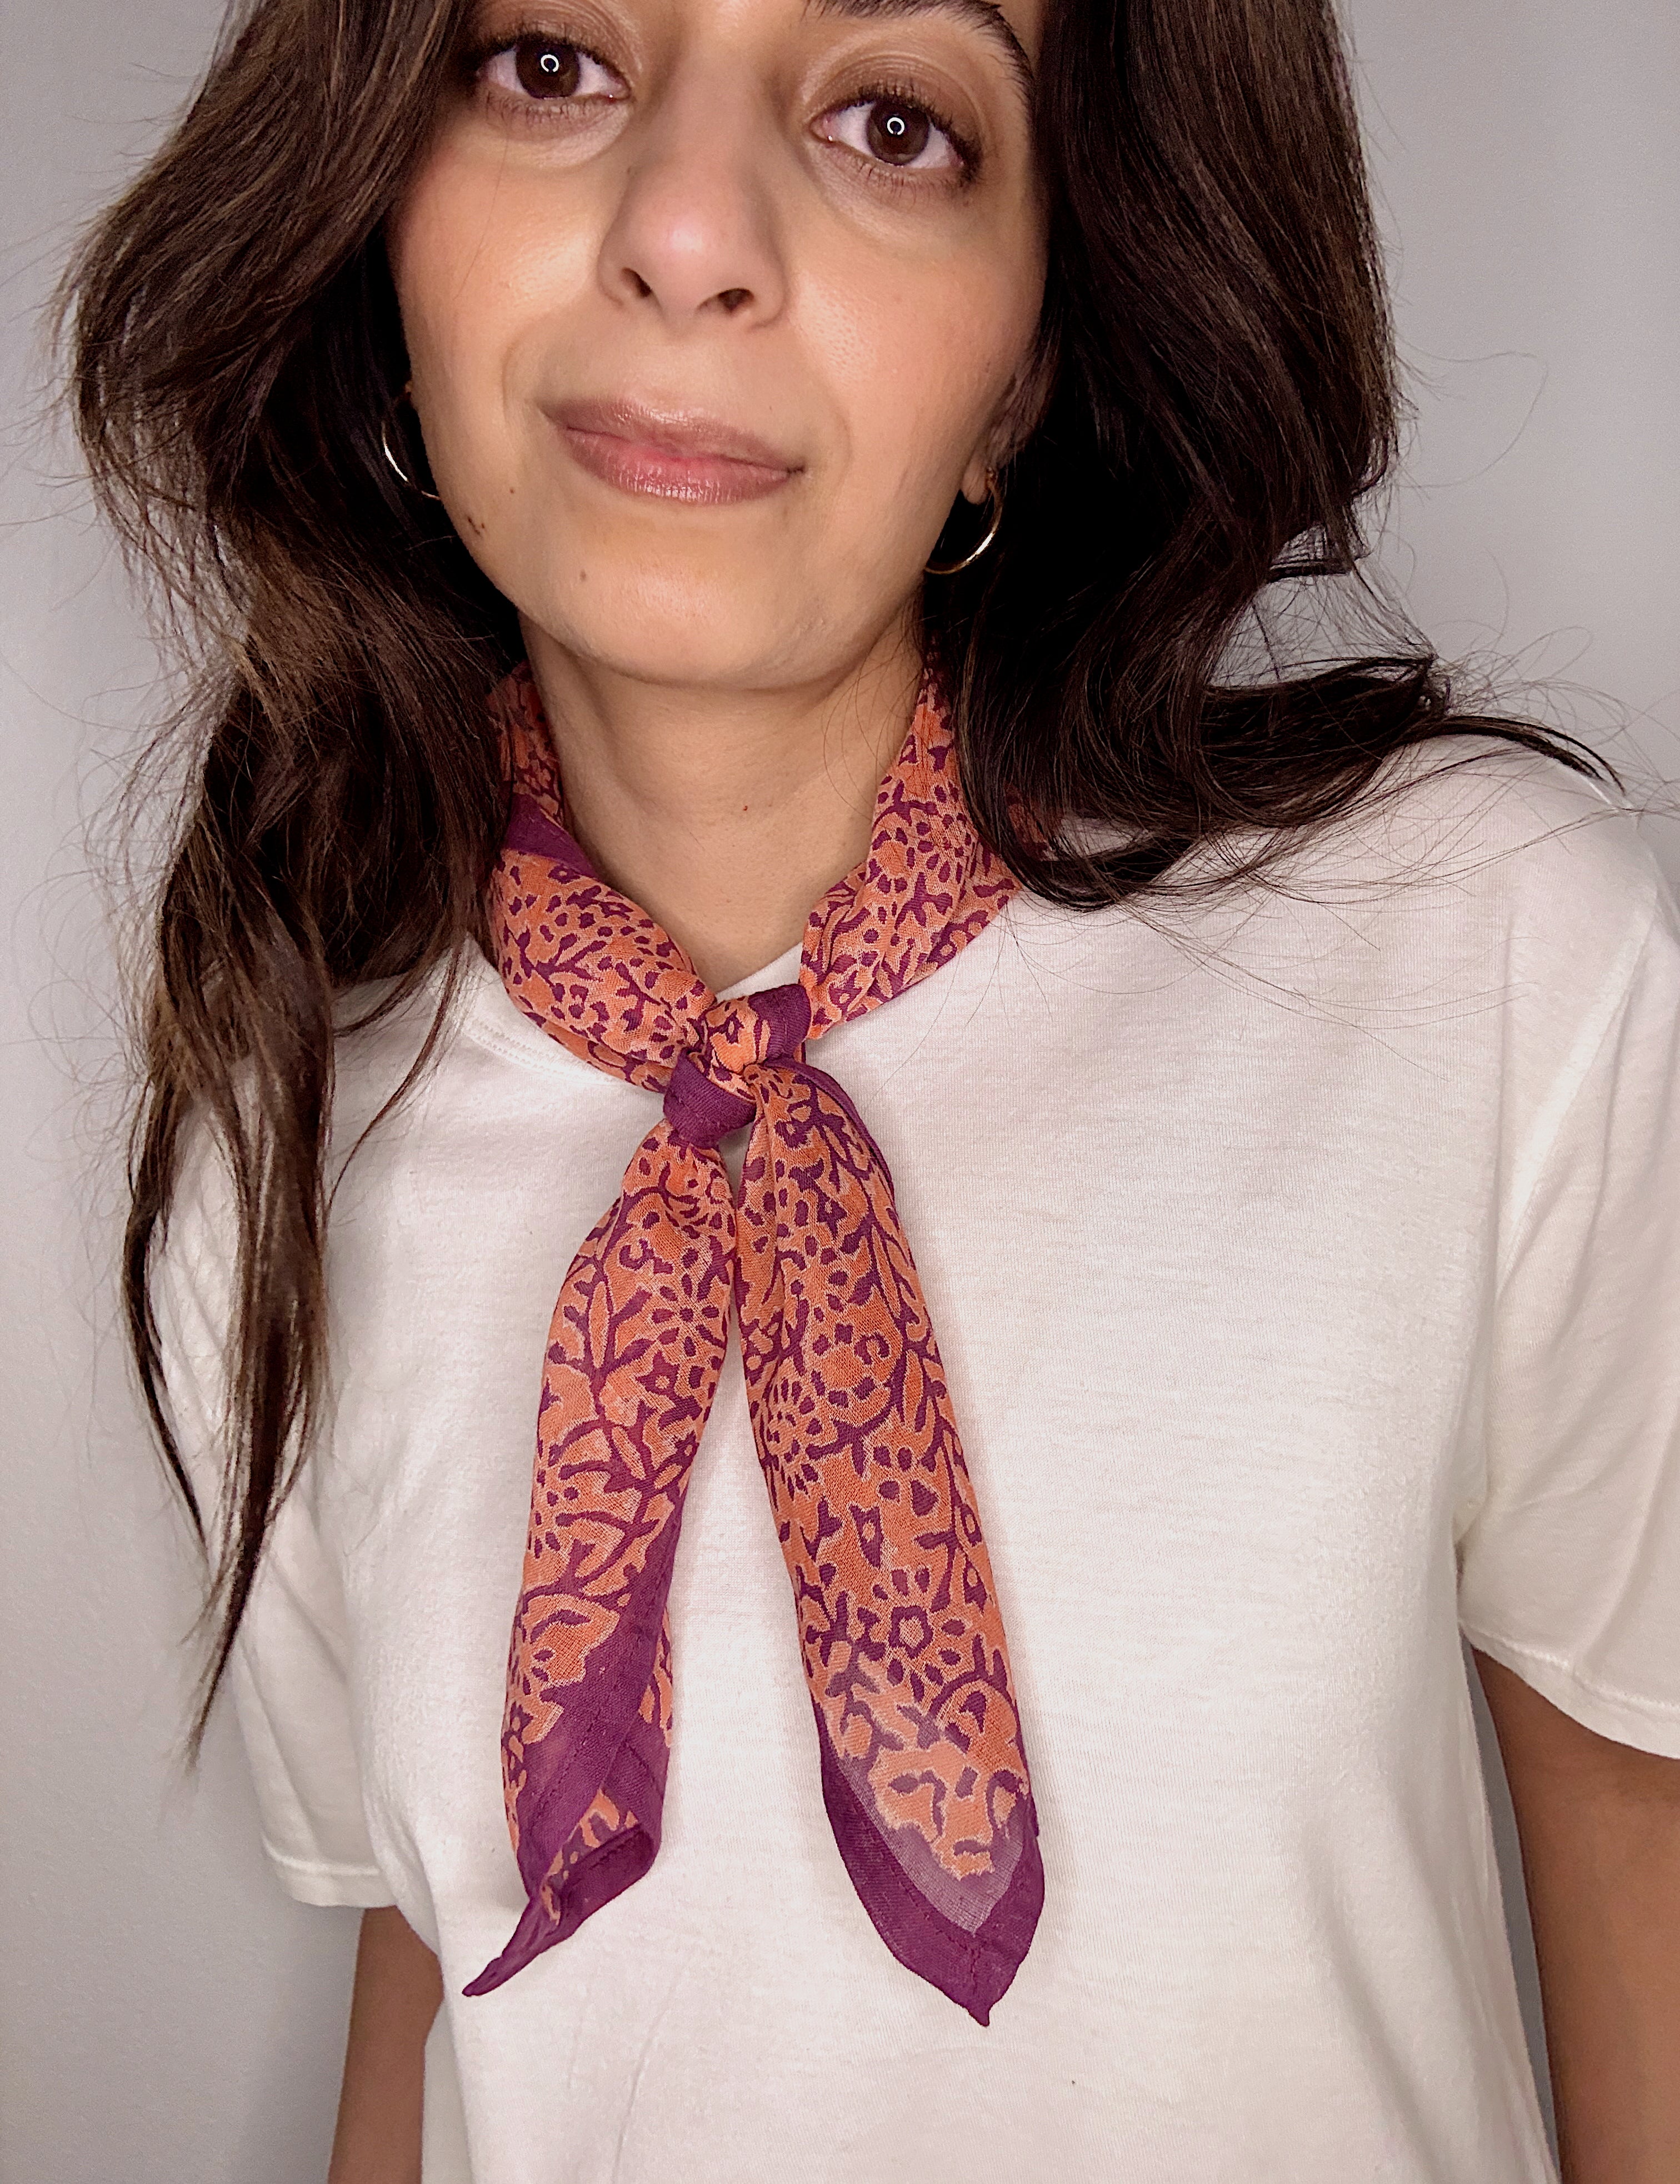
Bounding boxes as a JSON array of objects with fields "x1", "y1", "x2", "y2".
[
  {"x1": 465, "y1": 1824, "x2": 659, "y2": 1998},
  {"x1": 817, "y1": 1715, "x2": 1043, "y2": 2026}
]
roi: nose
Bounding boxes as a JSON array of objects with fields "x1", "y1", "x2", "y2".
[{"x1": 598, "y1": 68, "x2": 787, "y2": 327}]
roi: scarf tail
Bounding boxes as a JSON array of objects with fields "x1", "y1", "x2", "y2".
[
  {"x1": 465, "y1": 1137, "x2": 726, "y2": 1997},
  {"x1": 741, "y1": 1060, "x2": 1045, "y2": 2023}
]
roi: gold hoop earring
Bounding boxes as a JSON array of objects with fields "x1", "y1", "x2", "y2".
[
  {"x1": 924, "y1": 471, "x2": 1003, "y2": 576},
  {"x1": 380, "y1": 380, "x2": 443, "y2": 503}
]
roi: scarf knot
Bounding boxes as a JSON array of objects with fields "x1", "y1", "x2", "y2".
[{"x1": 662, "y1": 981, "x2": 811, "y2": 1150}]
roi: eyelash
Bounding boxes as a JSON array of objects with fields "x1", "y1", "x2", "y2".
[
  {"x1": 828, "y1": 79, "x2": 978, "y2": 186},
  {"x1": 460, "y1": 24, "x2": 979, "y2": 184},
  {"x1": 461, "y1": 23, "x2": 626, "y2": 124}
]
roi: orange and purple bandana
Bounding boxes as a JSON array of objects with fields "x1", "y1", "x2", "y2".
[{"x1": 466, "y1": 663, "x2": 1043, "y2": 2024}]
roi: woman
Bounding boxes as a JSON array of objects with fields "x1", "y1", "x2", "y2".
[{"x1": 63, "y1": 0, "x2": 1680, "y2": 2176}]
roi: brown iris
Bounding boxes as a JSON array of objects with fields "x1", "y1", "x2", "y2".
[
  {"x1": 864, "y1": 99, "x2": 933, "y2": 163},
  {"x1": 514, "y1": 36, "x2": 582, "y2": 98}
]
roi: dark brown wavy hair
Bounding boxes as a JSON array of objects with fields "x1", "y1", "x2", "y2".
[{"x1": 62, "y1": 0, "x2": 1605, "y2": 1743}]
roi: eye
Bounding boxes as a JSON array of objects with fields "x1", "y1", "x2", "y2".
[
  {"x1": 480, "y1": 33, "x2": 624, "y2": 105},
  {"x1": 816, "y1": 92, "x2": 968, "y2": 174}
]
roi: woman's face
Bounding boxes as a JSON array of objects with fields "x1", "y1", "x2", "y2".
[{"x1": 387, "y1": 0, "x2": 1047, "y2": 692}]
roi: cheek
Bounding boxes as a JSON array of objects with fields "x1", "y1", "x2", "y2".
[
  {"x1": 386, "y1": 148, "x2": 594, "y2": 467},
  {"x1": 387, "y1": 151, "x2": 487, "y2": 387},
  {"x1": 813, "y1": 233, "x2": 1043, "y2": 497}
]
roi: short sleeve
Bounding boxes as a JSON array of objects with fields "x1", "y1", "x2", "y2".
[
  {"x1": 1457, "y1": 879, "x2": 1680, "y2": 1757},
  {"x1": 152, "y1": 1135, "x2": 396, "y2": 1907}
]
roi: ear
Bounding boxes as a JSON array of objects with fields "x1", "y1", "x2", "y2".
[{"x1": 960, "y1": 316, "x2": 1060, "y2": 501}]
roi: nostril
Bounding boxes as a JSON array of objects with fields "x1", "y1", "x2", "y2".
[{"x1": 716, "y1": 287, "x2": 751, "y2": 313}]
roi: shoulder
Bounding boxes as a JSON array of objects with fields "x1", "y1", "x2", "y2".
[
  {"x1": 1218, "y1": 733, "x2": 1673, "y2": 1008},
  {"x1": 1276, "y1": 732, "x2": 1656, "y2": 913},
  {"x1": 1054, "y1": 731, "x2": 1666, "y2": 968},
  {"x1": 1019, "y1": 734, "x2": 1677, "y2": 1119},
  {"x1": 159, "y1": 952, "x2": 499, "y2": 1303},
  {"x1": 326, "y1": 943, "x2": 585, "y2": 1157},
  {"x1": 325, "y1": 963, "x2": 457, "y2": 1151}
]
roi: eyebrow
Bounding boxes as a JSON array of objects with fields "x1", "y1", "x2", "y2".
[{"x1": 807, "y1": 0, "x2": 1037, "y2": 102}]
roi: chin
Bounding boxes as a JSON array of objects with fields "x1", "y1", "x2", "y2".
[{"x1": 527, "y1": 561, "x2": 846, "y2": 690}]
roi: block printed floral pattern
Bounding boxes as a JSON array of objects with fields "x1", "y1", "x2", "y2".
[{"x1": 466, "y1": 664, "x2": 1043, "y2": 2023}]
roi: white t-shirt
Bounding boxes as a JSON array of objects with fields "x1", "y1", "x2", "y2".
[{"x1": 156, "y1": 738, "x2": 1680, "y2": 2184}]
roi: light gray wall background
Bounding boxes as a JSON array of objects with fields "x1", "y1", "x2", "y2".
[{"x1": 3, "y1": 3, "x2": 1676, "y2": 2179}]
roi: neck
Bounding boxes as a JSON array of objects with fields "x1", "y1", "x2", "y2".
[{"x1": 521, "y1": 616, "x2": 924, "y2": 992}]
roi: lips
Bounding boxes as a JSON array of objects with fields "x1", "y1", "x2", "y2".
[{"x1": 548, "y1": 396, "x2": 800, "y2": 507}]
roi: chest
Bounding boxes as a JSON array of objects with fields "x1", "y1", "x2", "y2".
[{"x1": 316, "y1": 929, "x2": 1501, "y2": 1877}]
